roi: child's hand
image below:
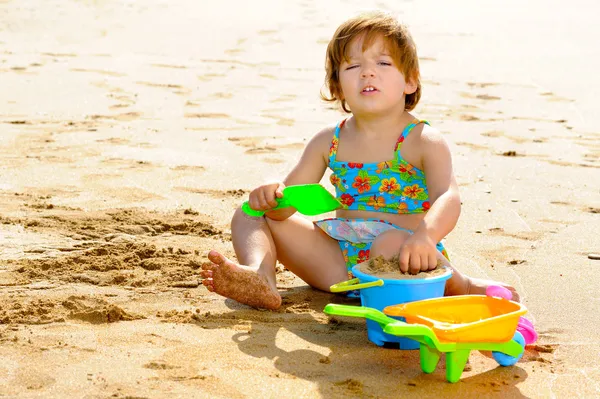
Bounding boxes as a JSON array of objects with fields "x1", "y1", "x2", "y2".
[
  {"x1": 248, "y1": 182, "x2": 285, "y2": 212},
  {"x1": 398, "y1": 231, "x2": 439, "y2": 274}
]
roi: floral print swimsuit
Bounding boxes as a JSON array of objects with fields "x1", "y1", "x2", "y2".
[{"x1": 314, "y1": 119, "x2": 449, "y2": 271}]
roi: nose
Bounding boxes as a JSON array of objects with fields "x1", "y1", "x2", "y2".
[{"x1": 361, "y1": 66, "x2": 375, "y2": 78}]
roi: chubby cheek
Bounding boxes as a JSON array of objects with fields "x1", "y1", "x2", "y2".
[{"x1": 338, "y1": 77, "x2": 354, "y2": 96}]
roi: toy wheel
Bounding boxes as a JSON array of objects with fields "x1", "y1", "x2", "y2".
[{"x1": 492, "y1": 331, "x2": 525, "y2": 366}]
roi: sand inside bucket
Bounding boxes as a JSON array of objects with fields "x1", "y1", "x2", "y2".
[{"x1": 356, "y1": 255, "x2": 447, "y2": 280}]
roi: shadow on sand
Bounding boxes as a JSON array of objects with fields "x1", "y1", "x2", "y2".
[{"x1": 196, "y1": 285, "x2": 529, "y2": 398}]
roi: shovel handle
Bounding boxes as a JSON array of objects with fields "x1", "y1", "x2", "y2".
[
  {"x1": 241, "y1": 202, "x2": 265, "y2": 217},
  {"x1": 241, "y1": 198, "x2": 292, "y2": 217},
  {"x1": 330, "y1": 278, "x2": 384, "y2": 293},
  {"x1": 324, "y1": 304, "x2": 397, "y2": 325}
]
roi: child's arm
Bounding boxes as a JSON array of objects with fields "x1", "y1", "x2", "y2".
[
  {"x1": 251, "y1": 126, "x2": 333, "y2": 221},
  {"x1": 399, "y1": 127, "x2": 461, "y2": 273}
]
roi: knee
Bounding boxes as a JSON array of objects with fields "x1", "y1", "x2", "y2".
[
  {"x1": 232, "y1": 206, "x2": 250, "y2": 224},
  {"x1": 231, "y1": 206, "x2": 267, "y2": 229},
  {"x1": 370, "y1": 230, "x2": 411, "y2": 259}
]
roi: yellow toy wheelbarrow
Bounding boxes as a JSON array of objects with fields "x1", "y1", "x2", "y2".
[{"x1": 324, "y1": 289, "x2": 535, "y2": 383}]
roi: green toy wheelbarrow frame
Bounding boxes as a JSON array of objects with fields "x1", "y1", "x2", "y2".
[{"x1": 324, "y1": 304, "x2": 525, "y2": 383}]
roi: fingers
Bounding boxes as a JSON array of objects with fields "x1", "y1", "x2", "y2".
[
  {"x1": 428, "y1": 253, "x2": 438, "y2": 270},
  {"x1": 249, "y1": 183, "x2": 283, "y2": 210},
  {"x1": 409, "y1": 255, "x2": 422, "y2": 274},
  {"x1": 398, "y1": 248, "x2": 410, "y2": 273},
  {"x1": 260, "y1": 189, "x2": 278, "y2": 209},
  {"x1": 257, "y1": 190, "x2": 270, "y2": 210},
  {"x1": 399, "y1": 248, "x2": 439, "y2": 274},
  {"x1": 275, "y1": 183, "x2": 285, "y2": 199}
]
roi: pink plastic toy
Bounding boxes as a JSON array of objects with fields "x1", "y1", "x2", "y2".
[{"x1": 486, "y1": 285, "x2": 538, "y2": 345}]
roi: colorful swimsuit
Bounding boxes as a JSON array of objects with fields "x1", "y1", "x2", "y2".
[{"x1": 314, "y1": 119, "x2": 449, "y2": 270}]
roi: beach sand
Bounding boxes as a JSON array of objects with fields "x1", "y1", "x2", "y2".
[{"x1": 1, "y1": 0, "x2": 599, "y2": 397}]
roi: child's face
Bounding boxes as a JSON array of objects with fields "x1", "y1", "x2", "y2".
[{"x1": 338, "y1": 34, "x2": 416, "y2": 115}]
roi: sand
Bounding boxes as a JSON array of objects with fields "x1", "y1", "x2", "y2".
[
  {"x1": 356, "y1": 255, "x2": 448, "y2": 279},
  {"x1": 1, "y1": 0, "x2": 599, "y2": 397}
]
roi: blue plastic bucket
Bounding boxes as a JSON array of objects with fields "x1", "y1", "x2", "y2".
[{"x1": 350, "y1": 265, "x2": 452, "y2": 349}]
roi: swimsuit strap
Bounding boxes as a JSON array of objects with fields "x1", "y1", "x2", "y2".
[
  {"x1": 328, "y1": 119, "x2": 346, "y2": 164},
  {"x1": 394, "y1": 119, "x2": 430, "y2": 152}
]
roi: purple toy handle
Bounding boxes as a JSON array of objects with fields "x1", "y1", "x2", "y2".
[{"x1": 486, "y1": 285, "x2": 538, "y2": 345}]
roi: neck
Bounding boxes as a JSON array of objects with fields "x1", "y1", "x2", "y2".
[{"x1": 350, "y1": 110, "x2": 414, "y2": 138}]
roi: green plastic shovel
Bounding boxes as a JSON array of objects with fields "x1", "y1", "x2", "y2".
[{"x1": 241, "y1": 184, "x2": 342, "y2": 217}]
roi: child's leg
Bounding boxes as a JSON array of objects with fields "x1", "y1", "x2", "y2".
[
  {"x1": 201, "y1": 208, "x2": 347, "y2": 309},
  {"x1": 369, "y1": 230, "x2": 520, "y2": 301}
]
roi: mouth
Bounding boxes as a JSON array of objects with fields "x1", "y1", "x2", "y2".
[{"x1": 361, "y1": 85, "x2": 379, "y2": 94}]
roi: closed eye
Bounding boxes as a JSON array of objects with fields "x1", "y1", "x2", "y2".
[
  {"x1": 378, "y1": 61, "x2": 392, "y2": 66},
  {"x1": 345, "y1": 65, "x2": 359, "y2": 70}
]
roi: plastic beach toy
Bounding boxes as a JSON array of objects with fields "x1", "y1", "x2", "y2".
[
  {"x1": 324, "y1": 293, "x2": 530, "y2": 383},
  {"x1": 383, "y1": 295, "x2": 527, "y2": 343},
  {"x1": 331, "y1": 264, "x2": 452, "y2": 349},
  {"x1": 241, "y1": 184, "x2": 342, "y2": 217},
  {"x1": 486, "y1": 285, "x2": 538, "y2": 345}
]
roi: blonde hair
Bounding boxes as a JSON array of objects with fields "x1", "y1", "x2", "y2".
[{"x1": 321, "y1": 11, "x2": 421, "y2": 113}]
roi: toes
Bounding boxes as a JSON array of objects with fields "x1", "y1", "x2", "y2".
[
  {"x1": 511, "y1": 290, "x2": 521, "y2": 302},
  {"x1": 207, "y1": 250, "x2": 226, "y2": 265},
  {"x1": 202, "y1": 279, "x2": 214, "y2": 292},
  {"x1": 200, "y1": 270, "x2": 213, "y2": 278},
  {"x1": 201, "y1": 262, "x2": 216, "y2": 272}
]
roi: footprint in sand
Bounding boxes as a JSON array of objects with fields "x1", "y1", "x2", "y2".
[
  {"x1": 467, "y1": 82, "x2": 499, "y2": 88},
  {"x1": 136, "y1": 81, "x2": 184, "y2": 89},
  {"x1": 455, "y1": 142, "x2": 489, "y2": 151},
  {"x1": 88, "y1": 112, "x2": 142, "y2": 122},
  {"x1": 41, "y1": 52, "x2": 77, "y2": 58},
  {"x1": 198, "y1": 73, "x2": 226, "y2": 82},
  {"x1": 174, "y1": 187, "x2": 247, "y2": 199},
  {"x1": 225, "y1": 48, "x2": 244, "y2": 56},
  {"x1": 14, "y1": 370, "x2": 56, "y2": 390},
  {"x1": 70, "y1": 68, "x2": 125, "y2": 77},
  {"x1": 481, "y1": 130, "x2": 504, "y2": 138},
  {"x1": 185, "y1": 112, "x2": 230, "y2": 119},
  {"x1": 210, "y1": 92, "x2": 234, "y2": 100},
  {"x1": 96, "y1": 137, "x2": 131, "y2": 145},
  {"x1": 269, "y1": 94, "x2": 297, "y2": 103},
  {"x1": 540, "y1": 92, "x2": 575, "y2": 102},
  {"x1": 9, "y1": 66, "x2": 31, "y2": 73},
  {"x1": 261, "y1": 157, "x2": 285, "y2": 164},
  {"x1": 460, "y1": 92, "x2": 501, "y2": 101},
  {"x1": 260, "y1": 113, "x2": 295, "y2": 126},
  {"x1": 245, "y1": 147, "x2": 277, "y2": 154},
  {"x1": 151, "y1": 63, "x2": 188, "y2": 69},
  {"x1": 228, "y1": 137, "x2": 303, "y2": 154},
  {"x1": 136, "y1": 81, "x2": 191, "y2": 96},
  {"x1": 143, "y1": 361, "x2": 180, "y2": 370},
  {"x1": 170, "y1": 165, "x2": 206, "y2": 172}
]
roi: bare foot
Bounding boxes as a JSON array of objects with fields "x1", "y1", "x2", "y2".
[
  {"x1": 467, "y1": 278, "x2": 520, "y2": 302},
  {"x1": 200, "y1": 250, "x2": 282, "y2": 310},
  {"x1": 445, "y1": 270, "x2": 520, "y2": 302}
]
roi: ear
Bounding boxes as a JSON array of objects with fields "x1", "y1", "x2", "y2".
[{"x1": 404, "y1": 76, "x2": 418, "y2": 95}]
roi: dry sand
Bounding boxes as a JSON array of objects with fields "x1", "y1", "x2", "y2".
[{"x1": 1, "y1": 0, "x2": 599, "y2": 398}]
